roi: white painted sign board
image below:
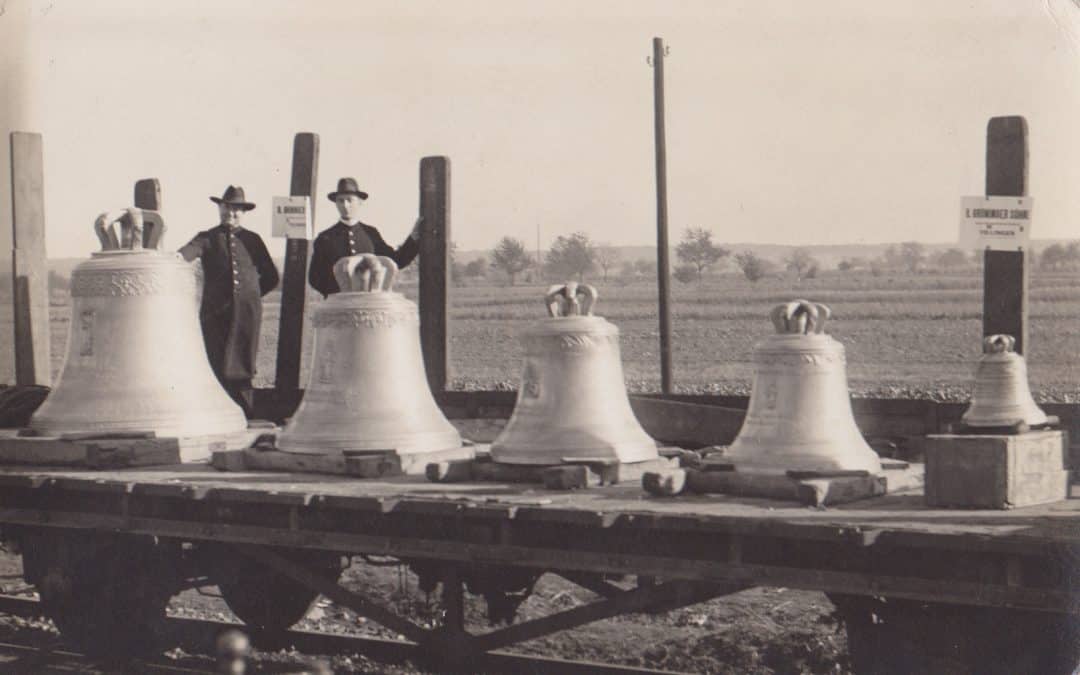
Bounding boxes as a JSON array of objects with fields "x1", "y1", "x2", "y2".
[
  {"x1": 958, "y1": 196, "x2": 1032, "y2": 251},
  {"x1": 271, "y1": 196, "x2": 312, "y2": 239}
]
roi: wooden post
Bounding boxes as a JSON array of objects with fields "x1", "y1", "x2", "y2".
[
  {"x1": 652, "y1": 37, "x2": 673, "y2": 394},
  {"x1": 133, "y1": 178, "x2": 161, "y2": 248},
  {"x1": 983, "y1": 116, "x2": 1029, "y2": 354},
  {"x1": 419, "y1": 156, "x2": 450, "y2": 393},
  {"x1": 10, "y1": 132, "x2": 50, "y2": 387},
  {"x1": 275, "y1": 133, "x2": 319, "y2": 393}
]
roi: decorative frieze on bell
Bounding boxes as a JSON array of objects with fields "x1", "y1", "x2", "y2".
[
  {"x1": 719, "y1": 300, "x2": 882, "y2": 475},
  {"x1": 276, "y1": 254, "x2": 463, "y2": 456},
  {"x1": 490, "y1": 282, "x2": 659, "y2": 466},
  {"x1": 29, "y1": 209, "x2": 249, "y2": 458},
  {"x1": 960, "y1": 334, "x2": 1048, "y2": 429}
]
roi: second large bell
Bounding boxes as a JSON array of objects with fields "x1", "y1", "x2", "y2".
[
  {"x1": 490, "y1": 283, "x2": 659, "y2": 465},
  {"x1": 276, "y1": 255, "x2": 462, "y2": 455},
  {"x1": 720, "y1": 300, "x2": 882, "y2": 475}
]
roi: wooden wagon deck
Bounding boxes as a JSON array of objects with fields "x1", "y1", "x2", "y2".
[{"x1": 0, "y1": 463, "x2": 1076, "y2": 615}]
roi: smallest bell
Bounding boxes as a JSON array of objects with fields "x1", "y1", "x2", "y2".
[{"x1": 961, "y1": 334, "x2": 1048, "y2": 429}]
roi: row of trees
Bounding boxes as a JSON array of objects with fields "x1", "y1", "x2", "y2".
[{"x1": 452, "y1": 229, "x2": 1080, "y2": 286}]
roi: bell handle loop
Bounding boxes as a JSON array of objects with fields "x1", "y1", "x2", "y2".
[
  {"x1": 578, "y1": 284, "x2": 598, "y2": 316},
  {"x1": 120, "y1": 208, "x2": 145, "y2": 250},
  {"x1": 983, "y1": 334, "x2": 1016, "y2": 354},
  {"x1": 545, "y1": 284, "x2": 567, "y2": 317},
  {"x1": 93, "y1": 211, "x2": 122, "y2": 250},
  {"x1": 811, "y1": 303, "x2": 831, "y2": 334},
  {"x1": 375, "y1": 255, "x2": 398, "y2": 291},
  {"x1": 139, "y1": 209, "x2": 166, "y2": 250},
  {"x1": 332, "y1": 253, "x2": 392, "y2": 293}
]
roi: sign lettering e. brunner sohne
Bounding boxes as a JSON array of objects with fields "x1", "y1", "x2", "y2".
[
  {"x1": 271, "y1": 196, "x2": 313, "y2": 239},
  {"x1": 958, "y1": 196, "x2": 1032, "y2": 251}
]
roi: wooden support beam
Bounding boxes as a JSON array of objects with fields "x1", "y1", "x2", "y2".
[
  {"x1": 236, "y1": 543, "x2": 430, "y2": 644},
  {"x1": 418, "y1": 156, "x2": 450, "y2": 392},
  {"x1": 275, "y1": 133, "x2": 319, "y2": 393},
  {"x1": 9, "y1": 132, "x2": 50, "y2": 386},
  {"x1": 983, "y1": 116, "x2": 1029, "y2": 353}
]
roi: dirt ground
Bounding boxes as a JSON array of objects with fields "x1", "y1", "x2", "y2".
[{"x1": 0, "y1": 548, "x2": 852, "y2": 674}]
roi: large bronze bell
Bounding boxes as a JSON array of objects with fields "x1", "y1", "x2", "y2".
[
  {"x1": 720, "y1": 300, "x2": 882, "y2": 475},
  {"x1": 961, "y1": 334, "x2": 1048, "y2": 428},
  {"x1": 490, "y1": 283, "x2": 659, "y2": 465},
  {"x1": 29, "y1": 209, "x2": 249, "y2": 459},
  {"x1": 276, "y1": 254, "x2": 463, "y2": 455}
]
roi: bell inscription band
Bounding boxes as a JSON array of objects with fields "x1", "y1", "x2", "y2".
[
  {"x1": 276, "y1": 254, "x2": 464, "y2": 456},
  {"x1": 719, "y1": 300, "x2": 882, "y2": 475},
  {"x1": 29, "y1": 209, "x2": 249, "y2": 459},
  {"x1": 490, "y1": 282, "x2": 659, "y2": 466},
  {"x1": 960, "y1": 334, "x2": 1048, "y2": 428}
]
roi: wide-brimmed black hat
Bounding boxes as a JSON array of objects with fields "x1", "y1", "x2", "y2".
[
  {"x1": 210, "y1": 185, "x2": 256, "y2": 211},
  {"x1": 328, "y1": 177, "x2": 369, "y2": 202}
]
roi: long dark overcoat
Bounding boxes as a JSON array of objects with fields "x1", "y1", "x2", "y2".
[
  {"x1": 179, "y1": 225, "x2": 279, "y2": 382},
  {"x1": 308, "y1": 221, "x2": 419, "y2": 297}
]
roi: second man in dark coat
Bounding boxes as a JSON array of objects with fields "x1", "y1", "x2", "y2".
[
  {"x1": 308, "y1": 177, "x2": 423, "y2": 298},
  {"x1": 179, "y1": 185, "x2": 279, "y2": 416}
]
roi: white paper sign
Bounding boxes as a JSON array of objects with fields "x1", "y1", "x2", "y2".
[
  {"x1": 958, "y1": 196, "x2": 1032, "y2": 251},
  {"x1": 271, "y1": 196, "x2": 312, "y2": 239}
]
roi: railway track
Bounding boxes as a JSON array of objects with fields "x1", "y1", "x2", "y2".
[{"x1": 0, "y1": 595, "x2": 684, "y2": 675}]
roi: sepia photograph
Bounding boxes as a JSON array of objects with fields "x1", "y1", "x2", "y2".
[{"x1": 0, "y1": 1, "x2": 1078, "y2": 672}]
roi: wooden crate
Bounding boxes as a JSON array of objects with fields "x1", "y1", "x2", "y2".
[{"x1": 924, "y1": 430, "x2": 1069, "y2": 509}]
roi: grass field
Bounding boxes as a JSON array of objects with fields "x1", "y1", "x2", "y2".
[{"x1": 10, "y1": 269, "x2": 1080, "y2": 402}]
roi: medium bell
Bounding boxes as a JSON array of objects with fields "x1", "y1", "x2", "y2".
[
  {"x1": 720, "y1": 300, "x2": 882, "y2": 475},
  {"x1": 960, "y1": 334, "x2": 1048, "y2": 428},
  {"x1": 277, "y1": 254, "x2": 463, "y2": 456},
  {"x1": 490, "y1": 283, "x2": 659, "y2": 465},
  {"x1": 29, "y1": 209, "x2": 249, "y2": 459}
]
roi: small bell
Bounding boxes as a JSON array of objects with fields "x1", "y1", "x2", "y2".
[
  {"x1": 276, "y1": 254, "x2": 463, "y2": 456},
  {"x1": 960, "y1": 334, "x2": 1048, "y2": 428},
  {"x1": 29, "y1": 209, "x2": 249, "y2": 459},
  {"x1": 490, "y1": 282, "x2": 659, "y2": 465},
  {"x1": 719, "y1": 300, "x2": 882, "y2": 475}
]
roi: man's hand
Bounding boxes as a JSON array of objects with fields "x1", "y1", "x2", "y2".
[{"x1": 410, "y1": 216, "x2": 424, "y2": 241}]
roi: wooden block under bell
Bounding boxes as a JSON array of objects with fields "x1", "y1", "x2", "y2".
[{"x1": 924, "y1": 430, "x2": 1069, "y2": 509}]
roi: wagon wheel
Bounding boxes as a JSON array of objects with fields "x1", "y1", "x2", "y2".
[
  {"x1": 829, "y1": 593, "x2": 1080, "y2": 675},
  {"x1": 22, "y1": 529, "x2": 180, "y2": 659},
  {"x1": 215, "y1": 547, "x2": 345, "y2": 645}
]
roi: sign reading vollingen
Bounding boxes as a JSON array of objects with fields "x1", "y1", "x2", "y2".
[
  {"x1": 271, "y1": 196, "x2": 312, "y2": 239},
  {"x1": 958, "y1": 196, "x2": 1032, "y2": 251}
]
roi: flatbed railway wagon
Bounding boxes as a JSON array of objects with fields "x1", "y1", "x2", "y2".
[{"x1": 0, "y1": 137, "x2": 1077, "y2": 674}]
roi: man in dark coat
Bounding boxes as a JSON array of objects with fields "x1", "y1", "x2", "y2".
[
  {"x1": 308, "y1": 177, "x2": 423, "y2": 298},
  {"x1": 179, "y1": 185, "x2": 279, "y2": 416}
]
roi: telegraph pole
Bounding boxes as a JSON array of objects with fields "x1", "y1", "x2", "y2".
[{"x1": 651, "y1": 37, "x2": 673, "y2": 394}]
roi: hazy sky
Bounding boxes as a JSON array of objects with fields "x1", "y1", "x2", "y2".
[{"x1": 4, "y1": 0, "x2": 1080, "y2": 259}]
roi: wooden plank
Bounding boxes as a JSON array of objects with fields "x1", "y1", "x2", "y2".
[
  {"x1": 0, "y1": 431, "x2": 180, "y2": 468},
  {"x1": 983, "y1": 116, "x2": 1029, "y2": 354},
  {"x1": 275, "y1": 132, "x2": 319, "y2": 393},
  {"x1": 9, "y1": 132, "x2": 49, "y2": 387},
  {"x1": 418, "y1": 156, "x2": 450, "y2": 393}
]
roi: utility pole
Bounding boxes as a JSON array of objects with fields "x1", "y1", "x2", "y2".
[{"x1": 651, "y1": 37, "x2": 673, "y2": 394}]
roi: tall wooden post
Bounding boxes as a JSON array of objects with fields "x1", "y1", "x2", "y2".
[
  {"x1": 134, "y1": 178, "x2": 162, "y2": 248},
  {"x1": 419, "y1": 156, "x2": 450, "y2": 393},
  {"x1": 652, "y1": 37, "x2": 673, "y2": 394},
  {"x1": 275, "y1": 133, "x2": 319, "y2": 393},
  {"x1": 983, "y1": 116, "x2": 1029, "y2": 354},
  {"x1": 10, "y1": 132, "x2": 50, "y2": 387}
]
